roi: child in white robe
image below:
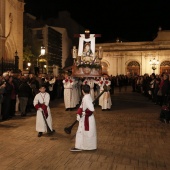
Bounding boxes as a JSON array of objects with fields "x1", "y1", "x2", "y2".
[
  {"x1": 33, "y1": 84, "x2": 54, "y2": 137},
  {"x1": 70, "y1": 84, "x2": 97, "y2": 151}
]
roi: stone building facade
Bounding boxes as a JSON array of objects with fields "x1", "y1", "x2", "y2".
[
  {"x1": 0, "y1": 0, "x2": 24, "y2": 73},
  {"x1": 96, "y1": 30, "x2": 170, "y2": 76}
]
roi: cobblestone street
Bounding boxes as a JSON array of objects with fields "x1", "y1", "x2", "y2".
[{"x1": 0, "y1": 87, "x2": 170, "y2": 170}]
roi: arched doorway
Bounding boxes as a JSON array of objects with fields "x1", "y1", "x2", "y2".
[
  {"x1": 101, "y1": 61, "x2": 108, "y2": 75},
  {"x1": 160, "y1": 61, "x2": 170, "y2": 74},
  {"x1": 127, "y1": 61, "x2": 140, "y2": 76}
]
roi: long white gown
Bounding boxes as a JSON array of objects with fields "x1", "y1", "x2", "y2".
[
  {"x1": 83, "y1": 78, "x2": 97, "y2": 101},
  {"x1": 63, "y1": 79, "x2": 75, "y2": 109},
  {"x1": 75, "y1": 94, "x2": 97, "y2": 150},
  {"x1": 33, "y1": 92, "x2": 53, "y2": 132},
  {"x1": 98, "y1": 78, "x2": 112, "y2": 109}
]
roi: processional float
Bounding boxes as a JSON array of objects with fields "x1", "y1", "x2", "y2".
[
  {"x1": 71, "y1": 29, "x2": 103, "y2": 77},
  {"x1": 64, "y1": 30, "x2": 110, "y2": 134}
]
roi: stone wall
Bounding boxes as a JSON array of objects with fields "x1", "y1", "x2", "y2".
[
  {"x1": 96, "y1": 35, "x2": 170, "y2": 76},
  {"x1": 0, "y1": 0, "x2": 24, "y2": 72}
]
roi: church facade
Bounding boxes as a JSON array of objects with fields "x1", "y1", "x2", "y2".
[
  {"x1": 0, "y1": 0, "x2": 24, "y2": 73},
  {"x1": 96, "y1": 30, "x2": 170, "y2": 76}
]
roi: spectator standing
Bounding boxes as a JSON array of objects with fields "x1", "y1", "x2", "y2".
[
  {"x1": 0, "y1": 76, "x2": 6, "y2": 120},
  {"x1": 8, "y1": 76, "x2": 17, "y2": 117},
  {"x1": 18, "y1": 77, "x2": 32, "y2": 116},
  {"x1": 2, "y1": 73, "x2": 12, "y2": 120}
]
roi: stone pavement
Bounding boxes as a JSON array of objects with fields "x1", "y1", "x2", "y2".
[{"x1": 0, "y1": 87, "x2": 170, "y2": 170}]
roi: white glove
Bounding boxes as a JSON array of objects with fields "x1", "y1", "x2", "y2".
[
  {"x1": 38, "y1": 108, "x2": 43, "y2": 112},
  {"x1": 76, "y1": 114, "x2": 81, "y2": 121}
]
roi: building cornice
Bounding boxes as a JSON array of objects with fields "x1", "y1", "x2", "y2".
[{"x1": 96, "y1": 41, "x2": 170, "y2": 52}]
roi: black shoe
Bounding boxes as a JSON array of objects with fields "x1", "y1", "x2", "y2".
[
  {"x1": 65, "y1": 108, "x2": 69, "y2": 111},
  {"x1": 21, "y1": 113, "x2": 26, "y2": 117},
  {"x1": 70, "y1": 148, "x2": 82, "y2": 152},
  {"x1": 38, "y1": 132, "x2": 42, "y2": 137}
]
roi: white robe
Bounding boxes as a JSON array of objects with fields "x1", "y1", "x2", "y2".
[
  {"x1": 83, "y1": 78, "x2": 97, "y2": 101},
  {"x1": 33, "y1": 92, "x2": 53, "y2": 132},
  {"x1": 63, "y1": 79, "x2": 74, "y2": 109},
  {"x1": 75, "y1": 94, "x2": 97, "y2": 150},
  {"x1": 98, "y1": 79, "x2": 112, "y2": 109}
]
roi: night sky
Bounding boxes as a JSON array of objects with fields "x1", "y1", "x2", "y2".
[{"x1": 24, "y1": 0, "x2": 170, "y2": 43}]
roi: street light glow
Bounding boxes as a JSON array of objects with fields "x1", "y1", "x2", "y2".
[
  {"x1": 27, "y1": 62, "x2": 31, "y2": 67},
  {"x1": 149, "y1": 58, "x2": 159, "y2": 73},
  {"x1": 41, "y1": 46, "x2": 45, "y2": 55}
]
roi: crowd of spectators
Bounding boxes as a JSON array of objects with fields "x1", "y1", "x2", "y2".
[
  {"x1": 0, "y1": 72, "x2": 64, "y2": 121},
  {"x1": 1, "y1": 71, "x2": 169, "y2": 123},
  {"x1": 129, "y1": 73, "x2": 170, "y2": 106},
  {"x1": 109, "y1": 73, "x2": 170, "y2": 108}
]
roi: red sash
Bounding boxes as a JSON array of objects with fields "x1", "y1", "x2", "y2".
[
  {"x1": 76, "y1": 107, "x2": 93, "y2": 131},
  {"x1": 84, "y1": 109, "x2": 93, "y2": 131},
  {"x1": 35, "y1": 103, "x2": 48, "y2": 118}
]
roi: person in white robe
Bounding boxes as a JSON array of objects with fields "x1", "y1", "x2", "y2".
[
  {"x1": 98, "y1": 75, "x2": 112, "y2": 110},
  {"x1": 33, "y1": 85, "x2": 54, "y2": 137},
  {"x1": 70, "y1": 84, "x2": 97, "y2": 151},
  {"x1": 83, "y1": 77, "x2": 97, "y2": 101},
  {"x1": 63, "y1": 74, "x2": 74, "y2": 111}
]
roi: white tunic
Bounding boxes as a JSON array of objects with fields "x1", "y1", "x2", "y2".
[
  {"x1": 75, "y1": 94, "x2": 97, "y2": 150},
  {"x1": 83, "y1": 78, "x2": 97, "y2": 101},
  {"x1": 63, "y1": 79, "x2": 74, "y2": 109},
  {"x1": 98, "y1": 78, "x2": 112, "y2": 109},
  {"x1": 33, "y1": 92, "x2": 53, "y2": 132}
]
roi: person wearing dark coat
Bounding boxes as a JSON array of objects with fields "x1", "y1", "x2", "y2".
[
  {"x1": 2, "y1": 73, "x2": 13, "y2": 120},
  {"x1": 160, "y1": 74, "x2": 170, "y2": 106},
  {"x1": 18, "y1": 77, "x2": 32, "y2": 116}
]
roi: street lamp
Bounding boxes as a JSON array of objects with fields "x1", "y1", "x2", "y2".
[
  {"x1": 43, "y1": 64, "x2": 47, "y2": 74},
  {"x1": 14, "y1": 51, "x2": 19, "y2": 72},
  {"x1": 149, "y1": 58, "x2": 159, "y2": 73},
  {"x1": 27, "y1": 62, "x2": 31, "y2": 73},
  {"x1": 41, "y1": 46, "x2": 45, "y2": 55},
  {"x1": 27, "y1": 62, "x2": 31, "y2": 67},
  {"x1": 37, "y1": 45, "x2": 45, "y2": 67}
]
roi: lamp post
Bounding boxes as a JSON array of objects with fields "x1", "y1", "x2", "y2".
[
  {"x1": 27, "y1": 62, "x2": 31, "y2": 67},
  {"x1": 40, "y1": 45, "x2": 45, "y2": 74},
  {"x1": 149, "y1": 58, "x2": 159, "y2": 73},
  {"x1": 37, "y1": 45, "x2": 45, "y2": 67},
  {"x1": 14, "y1": 51, "x2": 19, "y2": 72},
  {"x1": 41, "y1": 46, "x2": 45, "y2": 55},
  {"x1": 43, "y1": 64, "x2": 47, "y2": 74},
  {"x1": 27, "y1": 62, "x2": 31, "y2": 73}
]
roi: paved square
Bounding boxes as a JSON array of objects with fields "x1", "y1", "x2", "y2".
[{"x1": 0, "y1": 87, "x2": 170, "y2": 170}]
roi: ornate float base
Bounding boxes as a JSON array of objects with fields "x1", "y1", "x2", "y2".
[{"x1": 72, "y1": 65, "x2": 102, "y2": 77}]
